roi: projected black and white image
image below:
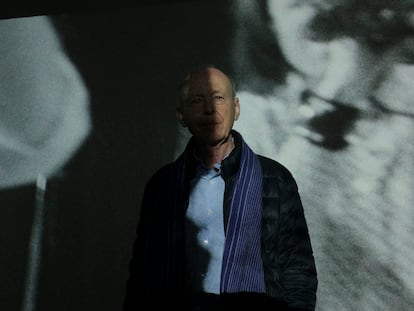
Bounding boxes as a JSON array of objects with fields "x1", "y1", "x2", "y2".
[{"x1": 1, "y1": 1, "x2": 413, "y2": 310}]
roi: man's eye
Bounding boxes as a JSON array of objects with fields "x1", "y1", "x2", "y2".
[
  {"x1": 190, "y1": 97, "x2": 203, "y2": 104},
  {"x1": 214, "y1": 95, "x2": 224, "y2": 101}
]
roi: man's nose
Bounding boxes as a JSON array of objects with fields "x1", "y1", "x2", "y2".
[{"x1": 204, "y1": 98, "x2": 216, "y2": 113}]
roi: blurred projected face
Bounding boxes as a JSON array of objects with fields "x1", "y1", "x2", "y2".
[
  {"x1": 267, "y1": 0, "x2": 330, "y2": 81},
  {"x1": 266, "y1": 0, "x2": 388, "y2": 103}
]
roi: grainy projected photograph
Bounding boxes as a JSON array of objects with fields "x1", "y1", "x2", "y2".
[{"x1": 1, "y1": 1, "x2": 413, "y2": 311}]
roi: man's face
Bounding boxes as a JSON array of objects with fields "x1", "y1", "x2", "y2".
[{"x1": 177, "y1": 67, "x2": 240, "y2": 146}]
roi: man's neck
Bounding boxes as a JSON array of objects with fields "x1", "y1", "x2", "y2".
[{"x1": 194, "y1": 134, "x2": 235, "y2": 168}]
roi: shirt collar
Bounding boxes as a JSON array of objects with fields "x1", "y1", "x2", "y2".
[{"x1": 185, "y1": 130, "x2": 242, "y2": 181}]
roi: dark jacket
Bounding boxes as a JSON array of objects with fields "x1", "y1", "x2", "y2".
[{"x1": 124, "y1": 131, "x2": 317, "y2": 310}]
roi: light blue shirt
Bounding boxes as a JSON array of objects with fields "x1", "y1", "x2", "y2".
[{"x1": 185, "y1": 161, "x2": 225, "y2": 294}]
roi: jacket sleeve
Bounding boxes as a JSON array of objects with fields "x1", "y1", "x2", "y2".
[
  {"x1": 122, "y1": 169, "x2": 171, "y2": 310},
  {"x1": 123, "y1": 163, "x2": 184, "y2": 310},
  {"x1": 122, "y1": 175, "x2": 154, "y2": 311},
  {"x1": 260, "y1": 157, "x2": 318, "y2": 311},
  {"x1": 277, "y1": 169, "x2": 318, "y2": 310}
]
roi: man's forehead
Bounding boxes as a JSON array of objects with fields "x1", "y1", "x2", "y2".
[
  {"x1": 187, "y1": 69, "x2": 230, "y2": 88},
  {"x1": 187, "y1": 80, "x2": 228, "y2": 95},
  {"x1": 179, "y1": 66, "x2": 234, "y2": 100}
]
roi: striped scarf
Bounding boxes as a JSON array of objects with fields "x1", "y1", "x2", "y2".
[
  {"x1": 220, "y1": 138, "x2": 266, "y2": 293},
  {"x1": 175, "y1": 133, "x2": 266, "y2": 293}
]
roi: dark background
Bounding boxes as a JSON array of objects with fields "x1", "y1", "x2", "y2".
[{"x1": 0, "y1": 1, "x2": 234, "y2": 310}]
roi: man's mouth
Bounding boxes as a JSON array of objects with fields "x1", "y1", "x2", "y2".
[{"x1": 201, "y1": 121, "x2": 220, "y2": 126}]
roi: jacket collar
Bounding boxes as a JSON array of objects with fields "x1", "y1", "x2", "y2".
[{"x1": 184, "y1": 130, "x2": 242, "y2": 182}]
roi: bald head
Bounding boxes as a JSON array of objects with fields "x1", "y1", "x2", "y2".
[{"x1": 178, "y1": 65, "x2": 236, "y2": 106}]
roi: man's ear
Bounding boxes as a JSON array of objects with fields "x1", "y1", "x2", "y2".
[
  {"x1": 176, "y1": 107, "x2": 187, "y2": 127},
  {"x1": 234, "y1": 96, "x2": 240, "y2": 121}
]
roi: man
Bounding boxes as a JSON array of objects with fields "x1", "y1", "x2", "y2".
[{"x1": 123, "y1": 65, "x2": 317, "y2": 310}]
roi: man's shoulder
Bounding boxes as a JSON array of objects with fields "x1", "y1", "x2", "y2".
[
  {"x1": 148, "y1": 161, "x2": 176, "y2": 180},
  {"x1": 257, "y1": 154, "x2": 289, "y2": 173},
  {"x1": 256, "y1": 154, "x2": 296, "y2": 183}
]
